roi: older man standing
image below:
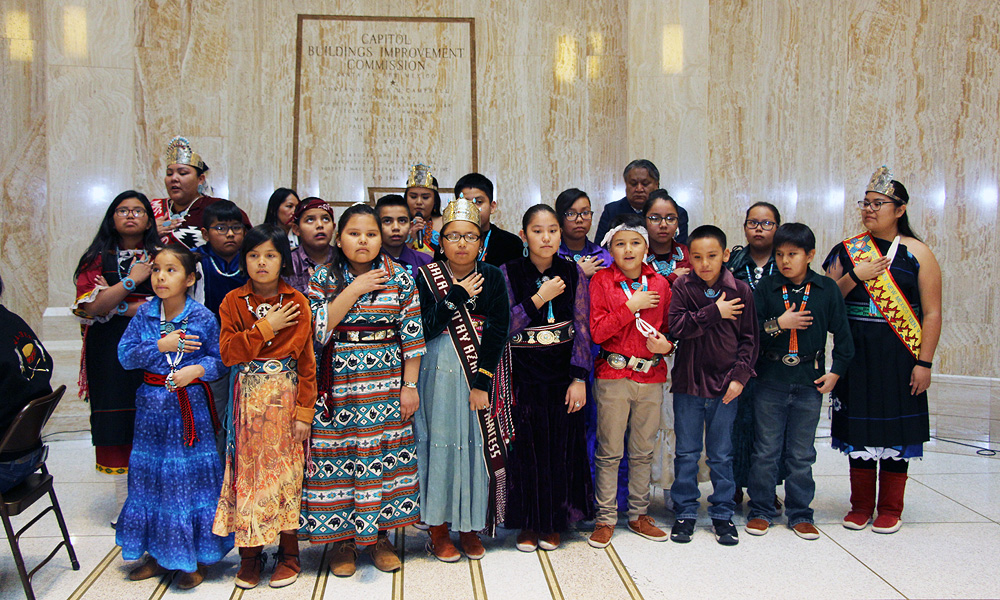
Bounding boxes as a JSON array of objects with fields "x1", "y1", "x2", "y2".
[{"x1": 594, "y1": 159, "x2": 689, "y2": 246}]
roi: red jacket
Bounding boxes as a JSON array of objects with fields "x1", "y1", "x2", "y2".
[{"x1": 589, "y1": 262, "x2": 671, "y2": 383}]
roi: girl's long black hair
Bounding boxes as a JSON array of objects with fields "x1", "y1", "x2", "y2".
[
  {"x1": 329, "y1": 203, "x2": 378, "y2": 296},
  {"x1": 889, "y1": 180, "x2": 921, "y2": 241},
  {"x1": 74, "y1": 190, "x2": 160, "y2": 280}
]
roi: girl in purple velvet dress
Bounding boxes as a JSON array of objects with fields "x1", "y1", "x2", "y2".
[{"x1": 501, "y1": 204, "x2": 595, "y2": 552}]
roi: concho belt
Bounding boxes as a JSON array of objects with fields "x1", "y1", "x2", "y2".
[{"x1": 510, "y1": 321, "x2": 575, "y2": 347}]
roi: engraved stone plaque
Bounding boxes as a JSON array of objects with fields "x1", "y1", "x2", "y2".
[{"x1": 293, "y1": 16, "x2": 477, "y2": 206}]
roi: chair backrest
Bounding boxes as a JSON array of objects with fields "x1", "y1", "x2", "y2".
[{"x1": 0, "y1": 385, "x2": 66, "y2": 456}]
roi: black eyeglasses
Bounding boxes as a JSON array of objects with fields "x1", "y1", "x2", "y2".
[
  {"x1": 744, "y1": 219, "x2": 776, "y2": 231},
  {"x1": 646, "y1": 215, "x2": 678, "y2": 225},
  {"x1": 209, "y1": 224, "x2": 246, "y2": 234},
  {"x1": 563, "y1": 210, "x2": 594, "y2": 221},
  {"x1": 858, "y1": 199, "x2": 898, "y2": 212}
]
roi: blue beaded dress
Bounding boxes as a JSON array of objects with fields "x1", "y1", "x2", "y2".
[{"x1": 116, "y1": 296, "x2": 233, "y2": 572}]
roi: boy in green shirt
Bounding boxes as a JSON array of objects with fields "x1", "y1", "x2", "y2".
[{"x1": 744, "y1": 223, "x2": 854, "y2": 540}]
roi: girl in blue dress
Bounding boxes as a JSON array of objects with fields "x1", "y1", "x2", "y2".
[{"x1": 116, "y1": 244, "x2": 233, "y2": 589}]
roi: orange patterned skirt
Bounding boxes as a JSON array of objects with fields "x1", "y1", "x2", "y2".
[{"x1": 212, "y1": 370, "x2": 303, "y2": 547}]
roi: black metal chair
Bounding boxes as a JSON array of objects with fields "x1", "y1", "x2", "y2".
[{"x1": 0, "y1": 385, "x2": 79, "y2": 600}]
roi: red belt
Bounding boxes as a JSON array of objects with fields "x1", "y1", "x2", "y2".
[{"x1": 143, "y1": 372, "x2": 220, "y2": 447}]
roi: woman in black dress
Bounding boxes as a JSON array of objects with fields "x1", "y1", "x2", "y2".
[{"x1": 824, "y1": 167, "x2": 942, "y2": 534}]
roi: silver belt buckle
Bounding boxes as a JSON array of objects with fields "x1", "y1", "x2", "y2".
[
  {"x1": 537, "y1": 330, "x2": 556, "y2": 345},
  {"x1": 263, "y1": 359, "x2": 283, "y2": 374},
  {"x1": 782, "y1": 354, "x2": 801, "y2": 366},
  {"x1": 607, "y1": 353, "x2": 628, "y2": 370}
]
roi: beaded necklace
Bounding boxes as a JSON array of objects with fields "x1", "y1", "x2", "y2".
[{"x1": 781, "y1": 283, "x2": 811, "y2": 365}]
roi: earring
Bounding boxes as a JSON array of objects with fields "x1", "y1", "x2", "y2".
[{"x1": 522, "y1": 241, "x2": 529, "y2": 257}]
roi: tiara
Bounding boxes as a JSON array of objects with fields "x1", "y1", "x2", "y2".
[
  {"x1": 406, "y1": 163, "x2": 437, "y2": 190},
  {"x1": 165, "y1": 136, "x2": 206, "y2": 171},
  {"x1": 866, "y1": 165, "x2": 902, "y2": 202},
  {"x1": 442, "y1": 195, "x2": 480, "y2": 228}
]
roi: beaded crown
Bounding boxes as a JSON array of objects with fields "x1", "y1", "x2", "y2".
[
  {"x1": 442, "y1": 195, "x2": 480, "y2": 228},
  {"x1": 406, "y1": 163, "x2": 437, "y2": 190},
  {"x1": 866, "y1": 165, "x2": 902, "y2": 202},
  {"x1": 165, "y1": 136, "x2": 206, "y2": 171}
]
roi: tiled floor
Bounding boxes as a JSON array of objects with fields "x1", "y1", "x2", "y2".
[{"x1": 3, "y1": 435, "x2": 999, "y2": 600}]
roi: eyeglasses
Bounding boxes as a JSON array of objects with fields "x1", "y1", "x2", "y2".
[
  {"x1": 442, "y1": 232, "x2": 482, "y2": 243},
  {"x1": 646, "y1": 214, "x2": 678, "y2": 225},
  {"x1": 744, "y1": 219, "x2": 776, "y2": 231},
  {"x1": 857, "y1": 199, "x2": 898, "y2": 212},
  {"x1": 209, "y1": 224, "x2": 246, "y2": 234},
  {"x1": 115, "y1": 207, "x2": 147, "y2": 218},
  {"x1": 563, "y1": 210, "x2": 594, "y2": 221}
]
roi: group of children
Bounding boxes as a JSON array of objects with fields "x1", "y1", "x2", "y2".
[{"x1": 72, "y1": 143, "x2": 937, "y2": 591}]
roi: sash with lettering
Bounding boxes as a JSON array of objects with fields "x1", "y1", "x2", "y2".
[
  {"x1": 419, "y1": 261, "x2": 509, "y2": 534},
  {"x1": 842, "y1": 232, "x2": 922, "y2": 358}
]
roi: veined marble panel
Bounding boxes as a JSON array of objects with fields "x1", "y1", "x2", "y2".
[
  {"x1": 0, "y1": 0, "x2": 47, "y2": 331},
  {"x1": 47, "y1": 63, "x2": 134, "y2": 309}
]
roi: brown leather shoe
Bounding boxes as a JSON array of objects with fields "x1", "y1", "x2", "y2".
[
  {"x1": 235, "y1": 546, "x2": 266, "y2": 589},
  {"x1": 176, "y1": 565, "x2": 206, "y2": 590},
  {"x1": 270, "y1": 532, "x2": 301, "y2": 587},
  {"x1": 791, "y1": 522, "x2": 820, "y2": 540},
  {"x1": 744, "y1": 518, "x2": 770, "y2": 536},
  {"x1": 371, "y1": 532, "x2": 402, "y2": 572},
  {"x1": 538, "y1": 532, "x2": 560, "y2": 551},
  {"x1": 628, "y1": 514, "x2": 668, "y2": 541},
  {"x1": 427, "y1": 525, "x2": 461, "y2": 562},
  {"x1": 459, "y1": 532, "x2": 485, "y2": 560},
  {"x1": 329, "y1": 540, "x2": 359, "y2": 577},
  {"x1": 588, "y1": 523, "x2": 614, "y2": 548},
  {"x1": 128, "y1": 556, "x2": 166, "y2": 581},
  {"x1": 516, "y1": 530, "x2": 538, "y2": 552}
]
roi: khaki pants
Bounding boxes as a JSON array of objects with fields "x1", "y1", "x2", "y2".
[{"x1": 594, "y1": 378, "x2": 663, "y2": 523}]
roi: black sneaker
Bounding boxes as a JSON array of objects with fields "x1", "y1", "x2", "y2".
[
  {"x1": 713, "y1": 519, "x2": 739, "y2": 546},
  {"x1": 670, "y1": 519, "x2": 695, "y2": 543}
]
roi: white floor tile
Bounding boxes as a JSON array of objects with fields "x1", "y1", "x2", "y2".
[
  {"x1": 0, "y1": 534, "x2": 111, "y2": 600},
  {"x1": 478, "y1": 527, "x2": 557, "y2": 599},
  {"x1": 824, "y1": 522, "x2": 1000, "y2": 599},
  {"x1": 612, "y1": 522, "x2": 904, "y2": 600},
  {"x1": 909, "y1": 473, "x2": 1000, "y2": 523}
]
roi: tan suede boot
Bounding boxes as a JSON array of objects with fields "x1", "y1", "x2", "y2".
[
  {"x1": 371, "y1": 532, "x2": 402, "y2": 572},
  {"x1": 329, "y1": 540, "x2": 359, "y2": 577},
  {"x1": 427, "y1": 525, "x2": 460, "y2": 563},
  {"x1": 270, "y1": 532, "x2": 301, "y2": 588},
  {"x1": 234, "y1": 546, "x2": 266, "y2": 589}
]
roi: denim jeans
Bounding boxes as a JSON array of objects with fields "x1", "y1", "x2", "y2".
[
  {"x1": 747, "y1": 379, "x2": 823, "y2": 526},
  {"x1": 671, "y1": 393, "x2": 737, "y2": 520},
  {"x1": 0, "y1": 446, "x2": 45, "y2": 494}
]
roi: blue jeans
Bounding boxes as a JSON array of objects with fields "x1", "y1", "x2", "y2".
[
  {"x1": 671, "y1": 393, "x2": 737, "y2": 520},
  {"x1": 747, "y1": 380, "x2": 823, "y2": 526},
  {"x1": 0, "y1": 446, "x2": 45, "y2": 494}
]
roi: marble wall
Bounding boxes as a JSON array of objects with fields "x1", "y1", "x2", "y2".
[{"x1": 1, "y1": 1, "x2": 998, "y2": 436}]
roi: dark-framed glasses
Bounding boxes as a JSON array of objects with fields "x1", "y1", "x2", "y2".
[
  {"x1": 857, "y1": 199, "x2": 898, "y2": 212},
  {"x1": 744, "y1": 219, "x2": 776, "y2": 231},
  {"x1": 563, "y1": 210, "x2": 594, "y2": 221},
  {"x1": 209, "y1": 224, "x2": 246, "y2": 234},
  {"x1": 442, "y1": 232, "x2": 481, "y2": 243},
  {"x1": 646, "y1": 214, "x2": 678, "y2": 225},
  {"x1": 115, "y1": 207, "x2": 147, "y2": 218}
]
